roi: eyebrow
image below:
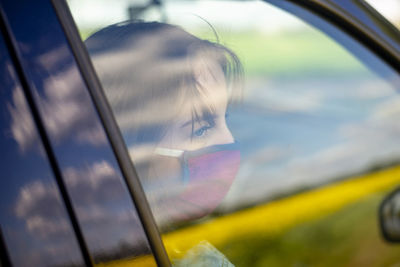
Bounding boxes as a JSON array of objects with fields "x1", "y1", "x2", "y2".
[{"x1": 180, "y1": 113, "x2": 217, "y2": 128}]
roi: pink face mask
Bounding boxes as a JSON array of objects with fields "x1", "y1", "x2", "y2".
[{"x1": 155, "y1": 142, "x2": 240, "y2": 221}]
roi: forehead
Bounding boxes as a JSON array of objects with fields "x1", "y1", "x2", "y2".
[{"x1": 177, "y1": 59, "x2": 229, "y2": 125}]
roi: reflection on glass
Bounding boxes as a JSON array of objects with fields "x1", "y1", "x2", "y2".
[
  {"x1": 35, "y1": 53, "x2": 154, "y2": 266},
  {"x1": 31, "y1": 38, "x2": 155, "y2": 267},
  {"x1": 0, "y1": 38, "x2": 84, "y2": 266},
  {"x1": 69, "y1": 0, "x2": 400, "y2": 265}
]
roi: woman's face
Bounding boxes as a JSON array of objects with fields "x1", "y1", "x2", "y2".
[
  {"x1": 146, "y1": 59, "x2": 238, "y2": 223},
  {"x1": 158, "y1": 59, "x2": 234, "y2": 152}
]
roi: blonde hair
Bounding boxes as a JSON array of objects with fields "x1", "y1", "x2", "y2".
[{"x1": 86, "y1": 21, "x2": 243, "y2": 146}]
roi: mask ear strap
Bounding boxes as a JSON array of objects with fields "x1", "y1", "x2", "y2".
[
  {"x1": 154, "y1": 147, "x2": 189, "y2": 184},
  {"x1": 154, "y1": 147, "x2": 184, "y2": 158}
]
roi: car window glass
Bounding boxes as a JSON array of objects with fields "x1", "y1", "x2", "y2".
[
  {"x1": 0, "y1": 30, "x2": 85, "y2": 267},
  {"x1": 67, "y1": 0, "x2": 400, "y2": 265}
]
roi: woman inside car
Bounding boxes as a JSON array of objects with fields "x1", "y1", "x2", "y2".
[{"x1": 85, "y1": 21, "x2": 243, "y2": 230}]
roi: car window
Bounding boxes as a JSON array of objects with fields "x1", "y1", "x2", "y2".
[
  {"x1": 0, "y1": 1, "x2": 158, "y2": 266},
  {"x1": 67, "y1": 0, "x2": 400, "y2": 265},
  {"x1": 0, "y1": 29, "x2": 85, "y2": 267}
]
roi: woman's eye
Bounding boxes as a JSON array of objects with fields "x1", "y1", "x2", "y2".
[{"x1": 194, "y1": 125, "x2": 212, "y2": 137}]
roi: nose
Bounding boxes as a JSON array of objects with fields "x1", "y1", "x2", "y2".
[{"x1": 211, "y1": 120, "x2": 234, "y2": 146}]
